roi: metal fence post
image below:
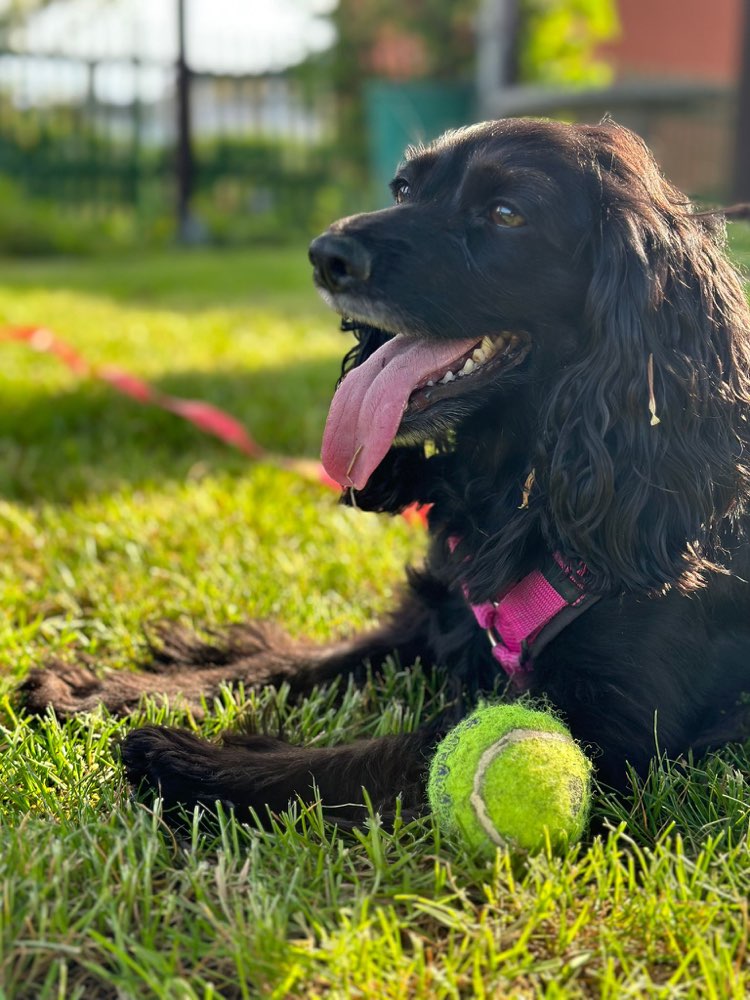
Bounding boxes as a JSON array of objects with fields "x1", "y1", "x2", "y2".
[{"x1": 176, "y1": 0, "x2": 194, "y2": 241}]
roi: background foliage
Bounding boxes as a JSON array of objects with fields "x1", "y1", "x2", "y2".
[
  {"x1": 520, "y1": 0, "x2": 619, "y2": 85},
  {"x1": 0, "y1": 0, "x2": 620, "y2": 253}
]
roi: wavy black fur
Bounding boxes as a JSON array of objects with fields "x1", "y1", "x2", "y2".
[{"x1": 24, "y1": 119, "x2": 750, "y2": 827}]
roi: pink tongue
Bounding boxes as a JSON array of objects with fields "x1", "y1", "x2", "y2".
[{"x1": 321, "y1": 334, "x2": 480, "y2": 489}]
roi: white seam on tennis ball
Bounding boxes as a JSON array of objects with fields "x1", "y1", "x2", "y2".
[{"x1": 469, "y1": 729, "x2": 572, "y2": 847}]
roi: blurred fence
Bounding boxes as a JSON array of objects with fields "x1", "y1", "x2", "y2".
[
  {"x1": 0, "y1": 45, "x2": 337, "y2": 245},
  {"x1": 0, "y1": 38, "x2": 737, "y2": 252}
]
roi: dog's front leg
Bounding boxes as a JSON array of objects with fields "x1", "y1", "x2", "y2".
[
  {"x1": 120, "y1": 724, "x2": 438, "y2": 824},
  {"x1": 19, "y1": 588, "x2": 436, "y2": 717}
]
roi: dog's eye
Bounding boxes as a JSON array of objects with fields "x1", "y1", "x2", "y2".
[
  {"x1": 489, "y1": 203, "x2": 525, "y2": 227},
  {"x1": 394, "y1": 181, "x2": 411, "y2": 204}
]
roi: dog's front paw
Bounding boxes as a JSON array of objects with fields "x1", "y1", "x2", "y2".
[
  {"x1": 120, "y1": 726, "x2": 241, "y2": 815},
  {"x1": 20, "y1": 661, "x2": 103, "y2": 716}
]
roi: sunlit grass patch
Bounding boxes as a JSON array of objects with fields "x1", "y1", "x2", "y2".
[{"x1": 1, "y1": 234, "x2": 750, "y2": 997}]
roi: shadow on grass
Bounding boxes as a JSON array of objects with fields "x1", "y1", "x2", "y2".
[{"x1": 0, "y1": 357, "x2": 341, "y2": 503}]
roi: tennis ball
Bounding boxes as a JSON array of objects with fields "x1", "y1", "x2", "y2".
[{"x1": 428, "y1": 704, "x2": 592, "y2": 856}]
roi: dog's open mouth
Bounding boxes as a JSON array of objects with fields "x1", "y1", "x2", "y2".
[
  {"x1": 405, "y1": 330, "x2": 530, "y2": 414},
  {"x1": 322, "y1": 329, "x2": 530, "y2": 489}
]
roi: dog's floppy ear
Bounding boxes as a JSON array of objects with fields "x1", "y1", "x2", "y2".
[{"x1": 538, "y1": 133, "x2": 750, "y2": 594}]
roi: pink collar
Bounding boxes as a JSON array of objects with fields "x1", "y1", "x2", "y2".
[{"x1": 459, "y1": 549, "x2": 597, "y2": 682}]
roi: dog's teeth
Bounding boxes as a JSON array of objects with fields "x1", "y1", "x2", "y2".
[{"x1": 432, "y1": 331, "x2": 526, "y2": 389}]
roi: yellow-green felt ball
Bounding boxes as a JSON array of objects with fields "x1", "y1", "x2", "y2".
[{"x1": 428, "y1": 704, "x2": 592, "y2": 856}]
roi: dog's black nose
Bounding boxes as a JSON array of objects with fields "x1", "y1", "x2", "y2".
[{"x1": 309, "y1": 234, "x2": 372, "y2": 294}]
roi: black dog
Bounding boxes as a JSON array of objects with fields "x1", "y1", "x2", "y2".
[{"x1": 24, "y1": 118, "x2": 750, "y2": 823}]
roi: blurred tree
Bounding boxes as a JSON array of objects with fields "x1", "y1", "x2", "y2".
[
  {"x1": 0, "y1": 0, "x2": 107, "y2": 32},
  {"x1": 519, "y1": 0, "x2": 617, "y2": 86},
  {"x1": 333, "y1": 0, "x2": 475, "y2": 88},
  {"x1": 0, "y1": 0, "x2": 64, "y2": 22}
]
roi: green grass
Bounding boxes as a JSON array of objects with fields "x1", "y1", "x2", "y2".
[{"x1": 2, "y1": 236, "x2": 750, "y2": 998}]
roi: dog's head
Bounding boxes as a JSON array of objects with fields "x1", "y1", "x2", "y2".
[
  {"x1": 310, "y1": 119, "x2": 596, "y2": 488},
  {"x1": 310, "y1": 118, "x2": 750, "y2": 595}
]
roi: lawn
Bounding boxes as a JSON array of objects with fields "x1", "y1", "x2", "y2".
[{"x1": 2, "y1": 237, "x2": 750, "y2": 999}]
